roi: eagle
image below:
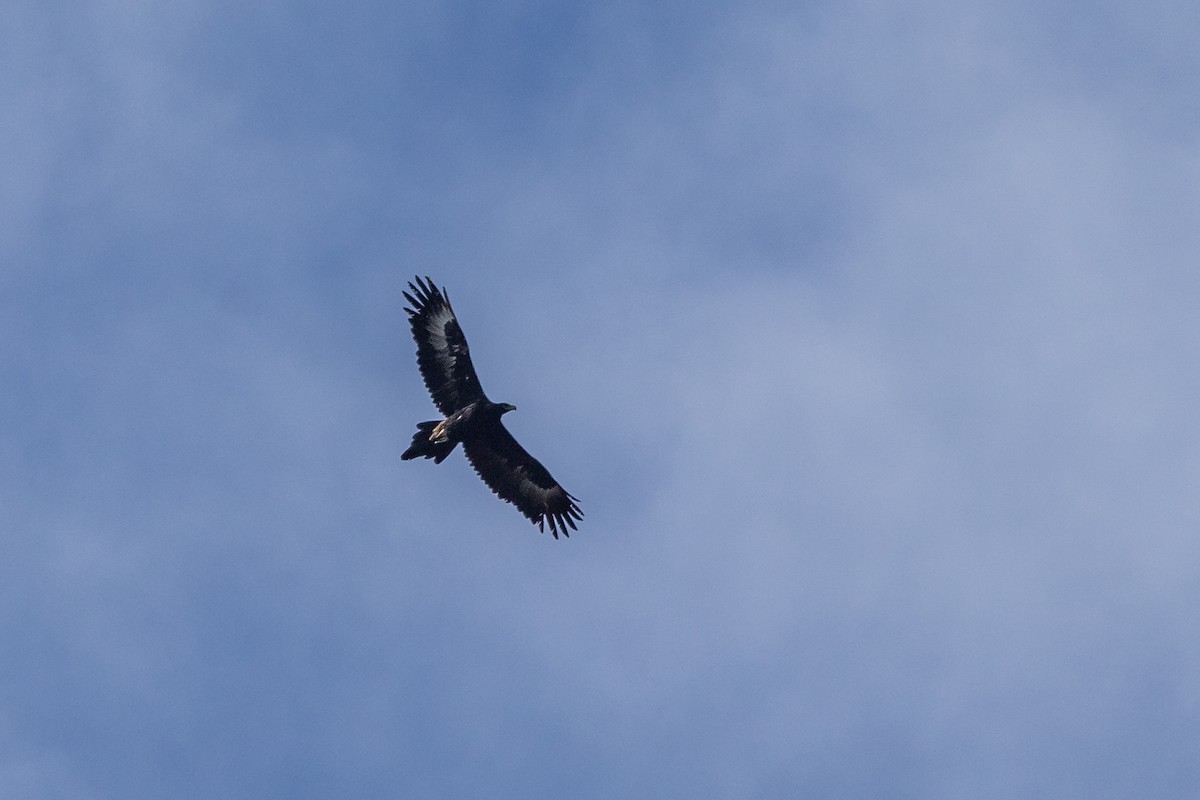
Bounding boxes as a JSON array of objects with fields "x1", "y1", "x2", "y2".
[{"x1": 400, "y1": 276, "x2": 583, "y2": 538}]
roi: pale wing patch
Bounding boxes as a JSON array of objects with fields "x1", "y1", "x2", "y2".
[{"x1": 423, "y1": 307, "x2": 455, "y2": 353}]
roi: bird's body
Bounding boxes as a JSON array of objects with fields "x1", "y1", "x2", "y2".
[{"x1": 401, "y1": 276, "x2": 582, "y2": 538}]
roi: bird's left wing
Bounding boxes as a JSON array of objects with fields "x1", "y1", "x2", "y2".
[{"x1": 463, "y1": 421, "x2": 583, "y2": 539}]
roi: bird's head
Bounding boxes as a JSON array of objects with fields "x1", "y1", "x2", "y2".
[{"x1": 499, "y1": 402, "x2": 517, "y2": 415}]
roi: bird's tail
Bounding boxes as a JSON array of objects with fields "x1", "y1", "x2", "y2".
[{"x1": 401, "y1": 421, "x2": 457, "y2": 463}]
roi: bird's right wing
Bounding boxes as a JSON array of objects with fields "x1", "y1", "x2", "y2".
[{"x1": 403, "y1": 276, "x2": 486, "y2": 415}]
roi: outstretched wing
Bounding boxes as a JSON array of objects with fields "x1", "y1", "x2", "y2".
[
  {"x1": 463, "y1": 421, "x2": 583, "y2": 539},
  {"x1": 403, "y1": 276, "x2": 486, "y2": 415}
]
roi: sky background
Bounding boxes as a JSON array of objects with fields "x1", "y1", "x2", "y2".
[{"x1": 3, "y1": 1, "x2": 1200, "y2": 797}]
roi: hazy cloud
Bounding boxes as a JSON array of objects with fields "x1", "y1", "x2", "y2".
[{"x1": 3, "y1": 1, "x2": 1198, "y2": 797}]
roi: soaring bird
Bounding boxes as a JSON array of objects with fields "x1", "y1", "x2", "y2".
[{"x1": 400, "y1": 276, "x2": 583, "y2": 538}]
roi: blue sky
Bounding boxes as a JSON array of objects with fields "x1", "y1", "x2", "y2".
[{"x1": 4, "y1": 1, "x2": 1200, "y2": 797}]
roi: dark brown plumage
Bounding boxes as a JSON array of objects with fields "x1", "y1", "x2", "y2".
[{"x1": 400, "y1": 276, "x2": 582, "y2": 538}]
